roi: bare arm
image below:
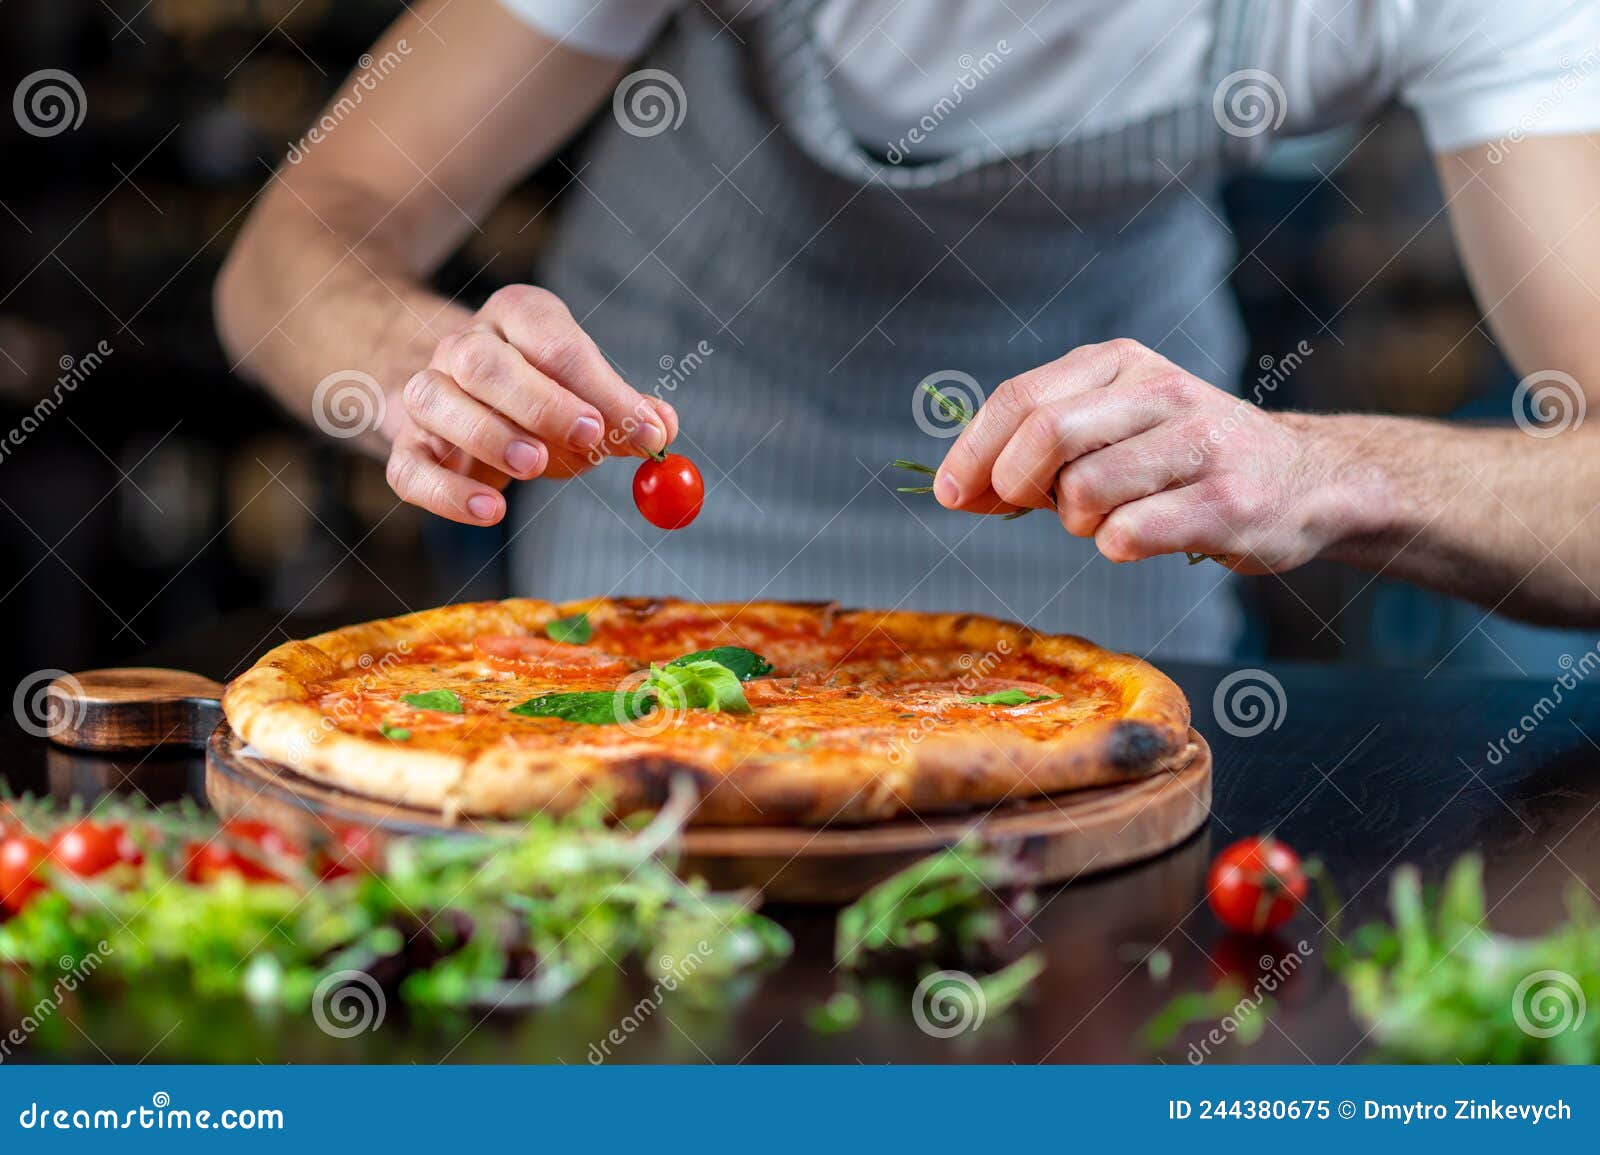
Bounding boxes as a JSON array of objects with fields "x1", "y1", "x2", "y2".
[
  {"x1": 216, "y1": 0, "x2": 673, "y2": 524},
  {"x1": 932, "y1": 133, "x2": 1600, "y2": 627}
]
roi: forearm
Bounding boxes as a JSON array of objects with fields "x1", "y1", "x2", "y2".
[
  {"x1": 1309, "y1": 412, "x2": 1600, "y2": 626},
  {"x1": 215, "y1": 176, "x2": 469, "y2": 454}
]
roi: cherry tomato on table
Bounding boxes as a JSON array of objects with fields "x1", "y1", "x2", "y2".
[
  {"x1": 633, "y1": 454, "x2": 704, "y2": 530},
  {"x1": 185, "y1": 820, "x2": 302, "y2": 884},
  {"x1": 1205, "y1": 836, "x2": 1308, "y2": 934},
  {"x1": 49, "y1": 820, "x2": 135, "y2": 878},
  {"x1": 0, "y1": 833, "x2": 51, "y2": 913}
]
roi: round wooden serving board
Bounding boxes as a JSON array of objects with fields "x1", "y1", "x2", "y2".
[{"x1": 50, "y1": 668, "x2": 1212, "y2": 904}]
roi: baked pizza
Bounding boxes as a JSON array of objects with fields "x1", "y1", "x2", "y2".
[{"x1": 222, "y1": 598, "x2": 1192, "y2": 827}]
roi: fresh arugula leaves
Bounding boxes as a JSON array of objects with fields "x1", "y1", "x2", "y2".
[
  {"x1": 544, "y1": 612, "x2": 592, "y2": 645},
  {"x1": 965, "y1": 689, "x2": 1059, "y2": 707},
  {"x1": 509, "y1": 690, "x2": 654, "y2": 725},
  {"x1": 379, "y1": 724, "x2": 411, "y2": 741},
  {"x1": 667, "y1": 646, "x2": 773, "y2": 682},
  {"x1": 399, "y1": 689, "x2": 463, "y2": 714},
  {"x1": 649, "y1": 660, "x2": 751, "y2": 714}
]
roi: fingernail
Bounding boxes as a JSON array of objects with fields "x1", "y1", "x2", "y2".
[
  {"x1": 467, "y1": 494, "x2": 499, "y2": 521},
  {"x1": 934, "y1": 474, "x2": 961, "y2": 506},
  {"x1": 567, "y1": 416, "x2": 603, "y2": 451},
  {"x1": 505, "y1": 440, "x2": 543, "y2": 475},
  {"x1": 634, "y1": 420, "x2": 667, "y2": 454}
]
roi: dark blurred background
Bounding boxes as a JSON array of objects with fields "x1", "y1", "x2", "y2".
[{"x1": 0, "y1": 1, "x2": 1587, "y2": 692}]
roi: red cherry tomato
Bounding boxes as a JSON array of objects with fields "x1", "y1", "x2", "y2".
[
  {"x1": 185, "y1": 820, "x2": 302, "y2": 884},
  {"x1": 49, "y1": 820, "x2": 126, "y2": 878},
  {"x1": 317, "y1": 825, "x2": 382, "y2": 879},
  {"x1": 1206, "y1": 836, "x2": 1308, "y2": 934},
  {"x1": 0, "y1": 833, "x2": 51, "y2": 913},
  {"x1": 632, "y1": 454, "x2": 704, "y2": 530}
]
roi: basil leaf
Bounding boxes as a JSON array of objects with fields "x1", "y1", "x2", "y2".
[
  {"x1": 509, "y1": 690, "x2": 655, "y2": 725},
  {"x1": 544, "y1": 612, "x2": 592, "y2": 645},
  {"x1": 667, "y1": 646, "x2": 773, "y2": 682},
  {"x1": 965, "y1": 689, "x2": 1059, "y2": 707},
  {"x1": 648, "y1": 660, "x2": 751, "y2": 714},
  {"x1": 379, "y1": 724, "x2": 411, "y2": 741},
  {"x1": 400, "y1": 689, "x2": 464, "y2": 714}
]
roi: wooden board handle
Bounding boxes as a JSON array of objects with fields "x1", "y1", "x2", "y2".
[{"x1": 47, "y1": 668, "x2": 224, "y2": 751}]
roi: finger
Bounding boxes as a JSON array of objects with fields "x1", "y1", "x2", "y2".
[
  {"x1": 935, "y1": 339, "x2": 1136, "y2": 511},
  {"x1": 437, "y1": 328, "x2": 610, "y2": 458},
  {"x1": 385, "y1": 435, "x2": 506, "y2": 526},
  {"x1": 1094, "y1": 486, "x2": 1232, "y2": 564},
  {"x1": 484, "y1": 286, "x2": 669, "y2": 454},
  {"x1": 989, "y1": 389, "x2": 1168, "y2": 512},
  {"x1": 1053, "y1": 425, "x2": 1205, "y2": 536},
  {"x1": 403, "y1": 369, "x2": 549, "y2": 480}
]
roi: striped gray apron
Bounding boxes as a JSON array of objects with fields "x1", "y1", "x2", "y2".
[{"x1": 512, "y1": 0, "x2": 1270, "y2": 660}]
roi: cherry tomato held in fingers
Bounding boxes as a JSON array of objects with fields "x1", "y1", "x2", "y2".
[
  {"x1": 1206, "y1": 836, "x2": 1308, "y2": 935},
  {"x1": 633, "y1": 454, "x2": 704, "y2": 530},
  {"x1": 0, "y1": 833, "x2": 51, "y2": 913},
  {"x1": 49, "y1": 820, "x2": 127, "y2": 878}
]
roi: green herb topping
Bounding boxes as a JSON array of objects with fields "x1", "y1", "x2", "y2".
[
  {"x1": 965, "y1": 689, "x2": 1060, "y2": 707},
  {"x1": 666, "y1": 646, "x2": 773, "y2": 682},
  {"x1": 544, "y1": 612, "x2": 593, "y2": 645},
  {"x1": 399, "y1": 689, "x2": 464, "y2": 714},
  {"x1": 509, "y1": 689, "x2": 654, "y2": 725}
]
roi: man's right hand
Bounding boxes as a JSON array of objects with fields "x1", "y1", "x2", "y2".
[{"x1": 385, "y1": 285, "x2": 679, "y2": 526}]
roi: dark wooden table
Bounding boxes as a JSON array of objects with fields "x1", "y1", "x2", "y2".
[{"x1": 4, "y1": 611, "x2": 1599, "y2": 1064}]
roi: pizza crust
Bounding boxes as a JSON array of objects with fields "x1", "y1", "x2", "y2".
[{"x1": 222, "y1": 598, "x2": 1192, "y2": 827}]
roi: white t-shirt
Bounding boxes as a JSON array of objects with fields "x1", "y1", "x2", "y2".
[{"x1": 499, "y1": 0, "x2": 1600, "y2": 159}]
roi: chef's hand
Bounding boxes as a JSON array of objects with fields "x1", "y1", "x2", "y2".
[
  {"x1": 385, "y1": 285, "x2": 678, "y2": 526},
  {"x1": 933, "y1": 338, "x2": 1361, "y2": 574}
]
